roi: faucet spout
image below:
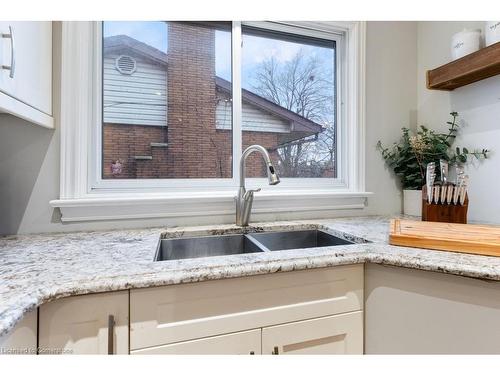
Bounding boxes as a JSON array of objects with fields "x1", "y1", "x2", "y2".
[
  {"x1": 236, "y1": 145, "x2": 280, "y2": 226},
  {"x1": 239, "y1": 145, "x2": 280, "y2": 188}
]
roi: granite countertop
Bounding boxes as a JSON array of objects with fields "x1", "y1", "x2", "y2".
[{"x1": 2, "y1": 215, "x2": 500, "y2": 337}]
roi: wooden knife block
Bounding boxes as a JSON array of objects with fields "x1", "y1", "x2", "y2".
[{"x1": 421, "y1": 185, "x2": 468, "y2": 224}]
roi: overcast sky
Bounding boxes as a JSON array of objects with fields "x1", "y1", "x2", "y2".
[{"x1": 103, "y1": 21, "x2": 334, "y2": 92}]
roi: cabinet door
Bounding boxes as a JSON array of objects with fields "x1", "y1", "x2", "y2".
[
  {"x1": 0, "y1": 21, "x2": 52, "y2": 114},
  {"x1": 262, "y1": 311, "x2": 363, "y2": 355},
  {"x1": 0, "y1": 310, "x2": 37, "y2": 355},
  {"x1": 131, "y1": 329, "x2": 261, "y2": 355},
  {"x1": 39, "y1": 291, "x2": 129, "y2": 354}
]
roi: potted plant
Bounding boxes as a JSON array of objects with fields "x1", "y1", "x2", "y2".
[{"x1": 377, "y1": 112, "x2": 489, "y2": 216}]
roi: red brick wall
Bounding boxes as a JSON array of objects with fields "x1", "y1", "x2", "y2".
[
  {"x1": 165, "y1": 23, "x2": 222, "y2": 178},
  {"x1": 103, "y1": 123, "x2": 169, "y2": 179},
  {"x1": 210, "y1": 130, "x2": 280, "y2": 178},
  {"x1": 103, "y1": 123, "x2": 278, "y2": 179}
]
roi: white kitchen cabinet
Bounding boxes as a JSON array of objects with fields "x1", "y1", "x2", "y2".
[
  {"x1": 262, "y1": 312, "x2": 363, "y2": 355},
  {"x1": 365, "y1": 264, "x2": 500, "y2": 354},
  {"x1": 0, "y1": 310, "x2": 37, "y2": 355},
  {"x1": 0, "y1": 21, "x2": 53, "y2": 128},
  {"x1": 130, "y1": 265, "x2": 364, "y2": 354},
  {"x1": 131, "y1": 329, "x2": 262, "y2": 355},
  {"x1": 17, "y1": 265, "x2": 363, "y2": 355},
  {"x1": 39, "y1": 291, "x2": 129, "y2": 354}
]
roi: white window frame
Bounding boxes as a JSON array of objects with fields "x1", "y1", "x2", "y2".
[{"x1": 51, "y1": 21, "x2": 370, "y2": 222}]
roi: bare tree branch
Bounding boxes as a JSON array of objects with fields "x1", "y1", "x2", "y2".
[{"x1": 252, "y1": 49, "x2": 336, "y2": 177}]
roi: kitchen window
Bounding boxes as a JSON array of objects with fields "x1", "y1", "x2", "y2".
[
  {"x1": 98, "y1": 21, "x2": 337, "y2": 182},
  {"x1": 52, "y1": 21, "x2": 368, "y2": 222}
]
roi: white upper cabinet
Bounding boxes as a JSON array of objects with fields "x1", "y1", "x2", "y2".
[{"x1": 0, "y1": 21, "x2": 53, "y2": 128}]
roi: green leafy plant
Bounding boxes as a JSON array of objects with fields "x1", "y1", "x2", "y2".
[{"x1": 377, "y1": 112, "x2": 489, "y2": 190}]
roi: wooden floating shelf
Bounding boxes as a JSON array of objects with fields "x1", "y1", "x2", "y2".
[{"x1": 427, "y1": 42, "x2": 500, "y2": 91}]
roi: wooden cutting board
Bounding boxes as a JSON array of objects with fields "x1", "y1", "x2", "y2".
[{"x1": 389, "y1": 219, "x2": 500, "y2": 257}]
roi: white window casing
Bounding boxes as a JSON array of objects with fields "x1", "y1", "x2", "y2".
[{"x1": 50, "y1": 21, "x2": 371, "y2": 222}]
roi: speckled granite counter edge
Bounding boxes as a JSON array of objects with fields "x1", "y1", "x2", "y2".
[{"x1": 3, "y1": 250, "x2": 500, "y2": 339}]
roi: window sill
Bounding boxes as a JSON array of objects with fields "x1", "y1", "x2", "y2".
[{"x1": 50, "y1": 190, "x2": 373, "y2": 223}]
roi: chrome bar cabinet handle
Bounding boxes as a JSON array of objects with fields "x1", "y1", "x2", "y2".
[
  {"x1": 108, "y1": 314, "x2": 115, "y2": 355},
  {"x1": 1, "y1": 25, "x2": 15, "y2": 78}
]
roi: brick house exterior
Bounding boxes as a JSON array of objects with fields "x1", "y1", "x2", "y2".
[{"x1": 102, "y1": 23, "x2": 323, "y2": 180}]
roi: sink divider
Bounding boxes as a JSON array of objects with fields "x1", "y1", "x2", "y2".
[{"x1": 245, "y1": 234, "x2": 271, "y2": 252}]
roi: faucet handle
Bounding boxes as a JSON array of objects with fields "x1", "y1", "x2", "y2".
[{"x1": 243, "y1": 188, "x2": 261, "y2": 201}]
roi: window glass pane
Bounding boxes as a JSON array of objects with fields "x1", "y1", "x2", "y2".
[
  {"x1": 102, "y1": 21, "x2": 232, "y2": 179},
  {"x1": 242, "y1": 26, "x2": 336, "y2": 178}
]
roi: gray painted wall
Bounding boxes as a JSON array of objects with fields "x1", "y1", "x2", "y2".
[
  {"x1": 417, "y1": 21, "x2": 500, "y2": 224},
  {"x1": 0, "y1": 21, "x2": 416, "y2": 235}
]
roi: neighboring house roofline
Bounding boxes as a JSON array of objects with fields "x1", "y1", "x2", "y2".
[
  {"x1": 103, "y1": 35, "x2": 168, "y2": 66},
  {"x1": 215, "y1": 76, "x2": 324, "y2": 136}
]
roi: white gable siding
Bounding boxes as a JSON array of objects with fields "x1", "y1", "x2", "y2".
[
  {"x1": 103, "y1": 55, "x2": 167, "y2": 126},
  {"x1": 216, "y1": 98, "x2": 290, "y2": 133}
]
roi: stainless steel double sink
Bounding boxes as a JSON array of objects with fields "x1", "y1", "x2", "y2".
[{"x1": 155, "y1": 229, "x2": 355, "y2": 262}]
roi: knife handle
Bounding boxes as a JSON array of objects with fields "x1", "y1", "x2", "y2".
[
  {"x1": 433, "y1": 185, "x2": 440, "y2": 204},
  {"x1": 459, "y1": 187, "x2": 467, "y2": 205},
  {"x1": 453, "y1": 186, "x2": 460, "y2": 205},
  {"x1": 440, "y1": 185, "x2": 447, "y2": 204},
  {"x1": 446, "y1": 185, "x2": 454, "y2": 204}
]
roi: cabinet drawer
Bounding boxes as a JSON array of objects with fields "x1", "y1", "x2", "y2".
[
  {"x1": 262, "y1": 311, "x2": 363, "y2": 355},
  {"x1": 130, "y1": 264, "x2": 363, "y2": 350},
  {"x1": 131, "y1": 329, "x2": 261, "y2": 355}
]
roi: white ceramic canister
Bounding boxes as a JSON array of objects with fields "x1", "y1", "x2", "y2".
[
  {"x1": 485, "y1": 21, "x2": 500, "y2": 46},
  {"x1": 451, "y1": 29, "x2": 482, "y2": 60}
]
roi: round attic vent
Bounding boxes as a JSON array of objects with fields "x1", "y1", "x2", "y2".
[{"x1": 115, "y1": 55, "x2": 137, "y2": 75}]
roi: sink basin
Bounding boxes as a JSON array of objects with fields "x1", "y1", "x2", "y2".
[
  {"x1": 156, "y1": 234, "x2": 265, "y2": 261},
  {"x1": 155, "y1": 229, "x2": 356, "y2": 262},
  {"x1": 248, "y1": 229, "x2": 354, "y2": 251}
]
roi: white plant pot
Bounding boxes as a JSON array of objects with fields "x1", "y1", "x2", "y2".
[{"x1": 403, "y1": 189, "x2": 422, "y2": 217}]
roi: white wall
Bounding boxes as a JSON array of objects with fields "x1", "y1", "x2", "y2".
[
  {"x1": 0, "y1": 21, "x2": 416, "y2": 235},
  {"x1": 0, "y1": 23, "x2": 62, "y2": 236},
  {"x1": 364, "y1": 21, "x2": 417, "y2": 216},
  {"x1": 417, "y1": 21, "x2": 500, "y2": 223}
]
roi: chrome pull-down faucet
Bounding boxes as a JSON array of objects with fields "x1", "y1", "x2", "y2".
[{"x1": 236, "y1": 145, "x2": 280, "y2": 226}]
